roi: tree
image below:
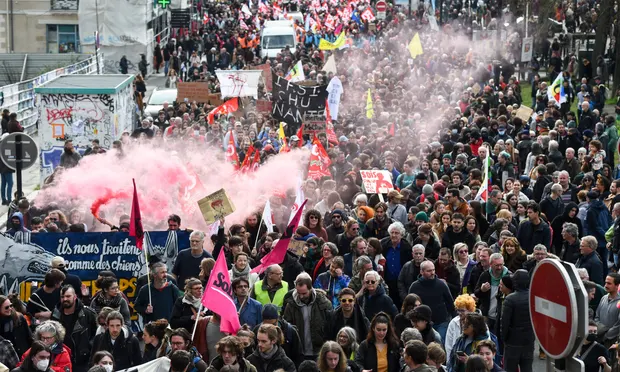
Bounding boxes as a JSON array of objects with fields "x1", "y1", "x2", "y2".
[{"x1": 592, "y1": 0, "x2": 614, "y2": 77}]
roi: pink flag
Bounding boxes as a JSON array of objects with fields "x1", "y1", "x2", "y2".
[
  {"x1": 252, "y1": 199, "x2": 308, "y2": 274},
  {"x1": 201, "y1": 250, "x2": 241, "y2": 334}
]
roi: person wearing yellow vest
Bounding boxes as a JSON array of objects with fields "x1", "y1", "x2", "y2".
[{"x1": 250, "y1": 264, "x2": 288, "y2": 310}]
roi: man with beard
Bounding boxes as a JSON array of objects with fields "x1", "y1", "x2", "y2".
[
  {"x1": 135, "y1": 262, "x2": 181, "y2": 323},
  {"x1": 398, "y1": 244, "x2": 427, "y2": 303},
  {"x1": 91, "y1": 311, "x2": 142, "y2": 370},
  {"x1": 363, "y1": 202, "x2": 393, "y2": 240},
  {"x1": 435, "y1": 248, "x2": 461, "y2": 299},
  {"x1": 59, "y1": 140, "x2": 81, "y2": 168},
  {"x1": 52, "y1": 285, "x2": 97, "y2": 372},
  {"x1": 441, "y1": 213, "x2": 475, "y2": 252}
]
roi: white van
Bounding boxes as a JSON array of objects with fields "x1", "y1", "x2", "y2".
[{"x1": 261, "y1": 21, "x2": 297, "y2": 59}]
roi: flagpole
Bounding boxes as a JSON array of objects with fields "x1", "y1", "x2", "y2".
[
  {"x1": 191, "y1": 303, "x2": 203, "y2": 341},
  {"x1": 143, "y1": 235, "x2": 152, "y2": 306},
  {"x1": 253, "y1": 214, "x2": 264, "y2": 253}
]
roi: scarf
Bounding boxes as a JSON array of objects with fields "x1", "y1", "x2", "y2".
[
  {"x1": 183, "y1": 293, "x2": 202, "y2": 310},
  {"x1": 95, "y1": 293, "x2": 122, "y2": 309},
  {"x1": 259, "y1": 345, "x2": 279, "y2": 360},
  {"x1": 489, "y1": 266, "x2": 509, "y2": 286},
  {"x1": 231, "y1": 264, "x2": 250, "y2": 279}
]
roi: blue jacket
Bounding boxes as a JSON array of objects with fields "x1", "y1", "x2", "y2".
[
  {"x1": 314, "y1": 272, "x2": 351, "y2": 308},
  {"x1": 585, "y1": 200, "x2": 612, "y2": 247},
  {"x1": 235, "y1": 297, "x2": 263, "y2": 328}
]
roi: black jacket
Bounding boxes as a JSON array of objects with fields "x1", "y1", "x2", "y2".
[
  {"x1": 355, "y1": 340, "x2": 400, "y2": 372},
  {"x1": 434, "y1": 260, "x2": 461, "y2": 299},
  {"x1": 411, "y1": 236, "x2": 441, "y2": 260},
  {"x1": 170, "y1": 296, "x2": 199, "y2": 333},
  {"x1": 247, "y1": 345, "x2": 296, "y2": 372},
  {"x1": 397, "y1": 260, "x2": 425, "y2": 301},
  {"x1": 52, "y1": 300, "x2": 98, "y2": 368},
  {"x1": 516, "y1": 219, "x2": 551, "y2": 254},
  {"x1": 252, "y1": 319, "x2": 303, "y2": 366},
  {"x1": 329, "y1": 304, "x2": 371, "y2": 342},
  {"x1": 359, "y1": 284, "x2": 398, "y2": 321},
  {"x1": 576, "y1": 251, "x2": 605, "y2": 285},
  {"x1": 441, "y1": 227, "x2": 476, "y2": 252},
  {"x1": 0, "y1": 314, "x2": 32, "y2": 356},
  {"x1": 474, "y1": 268, "x2": 511, "y2": 318},
  {"x1": 408, "y1": 277, "x2": 455, "y2": 324},
  {"x1": 501, "y1": 270, "x2": 535, "y2": 346},
  {"x1": 91, "y1": 329, "x2": 142, "y2": 370}
]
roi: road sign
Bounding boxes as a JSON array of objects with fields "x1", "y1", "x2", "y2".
[
  {"x1": 529, "y1": 259, "x2": 587, "y2": 360},
  {"x1": 0, "y1": 133, "x2": 38, "y2": 171},
  {"x1": 376, "y1": 0, "x2": 387, "y2": 19}
]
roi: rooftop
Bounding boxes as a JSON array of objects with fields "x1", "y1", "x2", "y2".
[{"x1": 35, "y1": 74, "x2": 135, "y2": 94}]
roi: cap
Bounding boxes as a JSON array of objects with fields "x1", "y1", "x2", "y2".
[
  {"x1": 442, "y1": 154, "x2": 452, "y2": 160},
  {"x1": 415, "y1": 173, "x2": 428, "y2": 180},
  {"x1": 422, "y1": 184, "x2": 434, "y2": 195},
  {"x1": 339, "y1": 135, "x2": 349, "y2": 142},
  {"x1": 51, "y1": 257, "x2": 65, "y2": 269},
  {"x1": 502, "y1": 275, "x2": 514, "y2": 291},
  {"x1": 262, "y1": 304, "x2": 279, "y2": 320},
  {"x1": 519, "y1": 175, "x2": 530, "y2": 183},
  {"x1": 387, "y1": 190, "x2": 403, "y2": 199},
  {"x1": 415, "y1": 211, "x2": 429, "y2": 222},
  {"x1": 331, "y1": 209, "x2": 345, "y2": 217},
  {"x1": 583, "y1": 129, "x2": 594, "y2": 138},
  {"x1": 290, "y1": 135, "x2": 300, "y2": 141}
]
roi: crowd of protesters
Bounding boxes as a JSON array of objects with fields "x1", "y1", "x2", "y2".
[{"x1": 3, "y1": 0, "x2": 620, "y2": 370}]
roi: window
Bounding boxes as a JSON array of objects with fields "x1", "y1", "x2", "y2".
[{"x1": 47, "y1": 25, "x2": 80, "y2": 53}]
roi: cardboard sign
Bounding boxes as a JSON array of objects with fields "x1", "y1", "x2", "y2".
[
  {"x1": 197, "y1": 188, "x2": 235, "y2": 225},
  {"x1": 472, "y1": 83, "x2": 481, "y2": 96},
  {"x1": 360, "y1": 170, "x2": 394, "y2": 194},
  {"x1": 256, "y1": 100, "x2": 273, "y2": 113},
  {"x1": 287, "y1": 239, "x2": 306, "y2": 256},
  {"x1": 303, "y1": 113, "x2": 327, "y2": 136},
  {"x1": 515, "y1": 105, "x2": 534, "y2": 122},
  {"x1": 177, "y1": 82, "x2": 211, "y2": 103}
]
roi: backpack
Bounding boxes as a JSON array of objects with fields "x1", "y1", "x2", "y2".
[{"x1": 188, "y1": 356, "x2": 202, "y2": 372}]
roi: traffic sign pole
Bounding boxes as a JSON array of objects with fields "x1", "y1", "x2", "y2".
[{"x1": 15, "y1": 134, "x2": 23, "y2": 199}]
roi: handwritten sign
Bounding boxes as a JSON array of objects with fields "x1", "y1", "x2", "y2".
[
  {"x1": 177, "y1": 82, "x2": 211, "y2": 103},
  {"x1": 514, "y1": 105, "x2": 534, "y2": 123},
  {"x1": 360, "y1": 170, "x2": 394, "y2": 194},
  {"x1": 197, "y1": 188, "x2": 236, "y2": 225},
  {"x1": 256, "y1": 100, "x2": 273, "y2": 113},
  {"x1": 303, "y1": 113, "x2": 327, "y2": 136}
]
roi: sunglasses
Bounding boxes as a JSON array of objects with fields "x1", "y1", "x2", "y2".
[
  {"x1": 340, "y1": 298, "x2": 354, "y2": 303},
  {"x1": 3, "y1": 305, "x2": 13, "y2": 310},
  {"x1": 365, "y1": 280, "x2": 376, "y2": 285}
]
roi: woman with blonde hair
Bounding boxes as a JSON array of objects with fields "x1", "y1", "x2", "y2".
[
  {"x1": 500, "y1": 237, "x2": 527, "y2": 272},
  {"x1": 170, "y1": 278, "x2": 203, "y2": 333},
  {"x1": 166, "y1": 69, "x2": 179, "y2": 88},
  {"x1": 317, "y1": 341, "x2": 348, "y2": 372}
]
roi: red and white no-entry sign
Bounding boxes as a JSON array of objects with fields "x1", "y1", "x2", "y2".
[
  {"x1": 529, "y1": 259, "x2": 587, "y2": 359},
  {"x1": 375, "y1": 0, "x2": 387, "y2": 11}
]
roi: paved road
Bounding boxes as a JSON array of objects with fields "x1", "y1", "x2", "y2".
[{"x1": 0, "y1": 72, "x2": 168, "y2": 229}]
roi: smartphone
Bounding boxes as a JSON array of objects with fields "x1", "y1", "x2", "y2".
[{"x1": 456, "y1": 351, "x2": 467, "y2": 357}]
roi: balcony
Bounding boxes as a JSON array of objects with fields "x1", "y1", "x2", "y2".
[{"x1": 51, "y1": 0, "x2": 78, "y2": 11}]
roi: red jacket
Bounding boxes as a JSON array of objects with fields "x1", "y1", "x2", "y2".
[{"x1": 20, "y1": 344, "x2": 72, "y2": 372}]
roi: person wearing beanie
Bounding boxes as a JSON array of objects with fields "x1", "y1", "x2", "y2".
[
  {"x1": 405, "y1": 173, "x2": 428, "y2": 200},
  {"x1": 408, "y1": 304, "x2": 442, "y2": 345},
  {"x1": 326, "y1": 209, "x2": 346, "y2": 245},
  {"x1": 356, "y1": 206, "x2": 374, "y2": 236},
  {"x1": 251, "y1": 304, "x2": 303, "y2": 366}
]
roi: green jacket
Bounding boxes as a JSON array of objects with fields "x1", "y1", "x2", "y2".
[{"x1": 282, "y1": 288, "x2": 333, "y2": 355}]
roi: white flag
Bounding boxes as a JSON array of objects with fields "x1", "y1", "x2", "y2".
[
  {"x1": 326, "y1": 76, "x2": 343, "y2": 121},
  {"x1": 289, "y1": 177, "x2": 305, "y2": 224},
  {"x1": 322, "y1": 54, "x2": 337, "y2": 75},
  {"x1": 215, "y1": 70, "x2": 262, "y2": 99},
  {"x1": 262, "y1": 200, "x2": 274, "y2": 233}
]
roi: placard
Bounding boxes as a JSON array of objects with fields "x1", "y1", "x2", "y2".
[
  {"x1": 515, "y1": 105, "x2": 534, "y2": 122},
  {"x1": 256, "y1": 100, "x2": 273, "y2": 113},
  {"x1": 287, "y1": 239, "x2": 306, "y2": 256},
  {"x1": 360, "y1": 170, "x2": 394, "y2": 194},
  {"x1": 197, "y1": 188, "x2": 236, "y2": 225},
  {"x1": 177, "y1": 82, "x2": 210, "y2": 103},
  {"x1": 303, "y1": 113, "x2": 327, "y2": 136}
]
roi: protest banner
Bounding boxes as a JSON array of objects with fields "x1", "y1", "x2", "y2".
[
  {"x1": 272, "y1": 72, "x2": 328, "y2": 127},
  {"x1": 256, "y1": 99, "x2": 273, "y2": 113},
  {"x1": 360, "y1": 170, "x2": 395, "y2": 193},
  {"x1": 0, "y1": 231, "x2": 189, "y2": 316},
  {"x1": 176, "y1": 82, "x2": 211, "y2": 103},
  {"x1": 197, "y1": 188, "x2": 236, "y2": 225},
  {"x1": 515, "y1": 105, "x2": 534, "y2": 122},
  {"x1": 215, "y1": 70, "x2": 262, "y2": 99}
]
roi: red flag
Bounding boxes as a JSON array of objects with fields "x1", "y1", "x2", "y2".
[
  {"x1": 239, "y1": 145, "x2": 255, "y2": 172},
  {"x1": 207, "y1": 97, "x2": 239, "y2": 124},
  {"x1": 226, "y1": 130, "x2": 240, "y2": 170},
  {"x1": 280, "y1": 137, "x2": 290, "y2": 153},
  {"x1": 325, "y1": 100, "x2": 339, "y2": 145},
  {"x1": 296, "y1": 124, "x2": 304, "y2": 148},
  {"x1": 201, "y1": 250, "x2": 241, "y2": 334},
  {"x1": 307, "y1": 136, "x2": 331, "y2": 180},
  {"x1": 129, "y1": 179, "x2": 144, "y2": 250},
  {"x1": 250, "y1": 148, "x2": 261, "y2": 171},
  {"x1": 252, "y1": 199, "x2": 308, "y2": 274}
]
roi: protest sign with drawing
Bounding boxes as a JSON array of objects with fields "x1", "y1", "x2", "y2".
[
  {"x1": 197, "y1": 189, "x2": 236, "y2": 225},
  {"x1": 514, "y1": 105, "x2": 534, "y2": 123},
  {"x1": 360, "y1": 170, "x2": 394, "y2": 194}
]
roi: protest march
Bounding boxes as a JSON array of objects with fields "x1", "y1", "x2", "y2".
[{"x1": 1, "y1": 0, "x2": 620, "y2": 371}]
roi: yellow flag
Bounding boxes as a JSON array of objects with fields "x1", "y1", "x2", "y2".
[
  {"x1": 408, "y1": 33, "x2": 423, "y2": 59},
  {"x1": 319, "y1": 32, "x2": 346, "y2": 51},
  {"x1": 278, "y1": 122, "x2": 286, "y2": 140},
  {"x1": 366, "y1": 89, "x2": 374, "y2": 119}
]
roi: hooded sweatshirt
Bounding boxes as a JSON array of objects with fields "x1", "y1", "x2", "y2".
[{"x1": 6, "y1": 212, "x2": 29, "y2": 236}]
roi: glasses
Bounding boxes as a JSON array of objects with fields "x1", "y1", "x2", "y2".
[
  {"x1": 340, "y1": 298, "x2": 354, "y2": 303},
  {"x1": 40, "y1": 336, "x2": 56, "y2": 342},
  {"x1": 365, "y1": 280, "x2": 376, "y2": 284},
  {"x1": 351, "y1": 227, "x2": 360, "y2": 231},
  {"x1": 171, "y1": 342, "x2": 186, "y2": 346},
  {"x1": 3, "y1": 305, "x2": 13, "y2": 310},
  {"x1": 109, "y1": 286, "x2": 119, "y2": 291},
  {"x1": 190, "y1": 240, "x2": 202, "y2": 243},
  {"x1": 459, "y1": 250, "x2": 468, "y2": 254},
  {"x1": 270, "y1": 272, "x2": 283, "y2": 276},
  {"x1": 332, "y1": 215, "x2": 342, "y2": 219},
  {"x1": 309, "y1": 216, "x2": 318, "y2": 220}
]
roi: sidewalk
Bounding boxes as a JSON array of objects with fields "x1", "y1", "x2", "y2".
[{"x1": 0, "y1": 73, "x2": 169, "y2": 231}]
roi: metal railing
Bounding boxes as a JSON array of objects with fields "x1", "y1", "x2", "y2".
[{"x1": 0, "y1": 54, "x2": 102, "y2": 134}]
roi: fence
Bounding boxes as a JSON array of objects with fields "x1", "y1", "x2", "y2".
[{"x1": 0, "y1": 53, "x2": 103, "y2": 134}]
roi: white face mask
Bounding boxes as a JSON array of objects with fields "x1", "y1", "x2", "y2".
[
  {"x1": 36, "y1": 359, "x2": 49, "y2": 371},
  {"x1": 103, "y1": 365, "x2": 114, "y2": 372}
]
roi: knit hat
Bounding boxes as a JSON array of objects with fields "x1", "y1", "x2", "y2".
[
  {"x1": 422, "y1": 184, "x2": 434, "y2": 195},
  {"x1": 410, "y1": 304, "x2": 433, "y2": 322},
  {"x1": 331, "y1": 209, "x2": 345, "y2": 217},
  {"x1": 415, "y1": 173, "x2": 428, "y2": 180},
  {"x1": 501, "y1": 275, "x2": 514, "y2": 291},
  {"x1": 262, "y1": 304, "x2": 279, "y2": 320},
  {"x1": 415, "y1": 212, "x2": 429, "y2": 222}
]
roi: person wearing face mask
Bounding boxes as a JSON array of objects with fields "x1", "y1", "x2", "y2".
[
  {"x1": 13, "y1": 341, "x2": 52, "y2": 372},
  {"x1": 91, "y1": 351, "x2": 114, "y2": 372},
  {"x1": 18, "y1": 321, "x2": 71, "y2": 372},
  {"x1": 555, "y1": 320, "x2": 611, "y2": 372}
]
